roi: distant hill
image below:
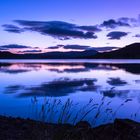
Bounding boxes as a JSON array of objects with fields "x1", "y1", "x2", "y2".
[
  {"x1": 94, "y1": 43, "x2": 140, "y2": 59},
  {"x1": 0, "y1": 50, "x2": 98, "y2": 59},
  {"x1": 0, "y1": 43, "x2": 140, "y2": 59}
]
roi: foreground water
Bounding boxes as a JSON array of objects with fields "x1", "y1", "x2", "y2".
[{"x1": 0, "y1": 59, "x2": 140, "y2": 126}]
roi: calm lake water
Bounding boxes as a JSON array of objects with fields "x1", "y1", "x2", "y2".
[{"x1": 0, "y1": 59, "x2": 140, "y2": 126}]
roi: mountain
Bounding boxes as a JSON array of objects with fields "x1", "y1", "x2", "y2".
[
  {"x1": 0, "y1": 43, "x2": 140, "y2": 59},
  {"x1": 0, "y1": 50, "x2": 98, "y2": 59},
  {"x1": 94, "y1": 43, "x2": 140, "y2": 59}
]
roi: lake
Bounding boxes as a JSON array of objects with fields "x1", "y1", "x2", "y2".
[{"x1": 0, "y1": 59, "x2": 140, "y2": 126}]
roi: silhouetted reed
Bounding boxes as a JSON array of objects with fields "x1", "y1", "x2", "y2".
[{"x1": 31, "y1": 90, "x2": 138, "y2": 127}]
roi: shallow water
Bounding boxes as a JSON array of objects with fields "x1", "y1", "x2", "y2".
[{"x1": 0, "y1": 59, "x2": 140, "y2": 126}]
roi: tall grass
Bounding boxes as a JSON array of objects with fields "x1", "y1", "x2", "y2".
[{"x1": 30, "y1": 91, "x2": 139, "y2": 127}]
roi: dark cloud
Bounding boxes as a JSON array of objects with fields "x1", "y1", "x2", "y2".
[
  {"x1": 87, "y1": 47, "x2": 118, "y2": 52},
  {"x1": 15, "y1": 20, "x2": 75, "y2": 28},
  {"x1": 2, "y1": 24, "x2": 24, "y2": 33},
  {"x1": 101, "y1": 19, "x2": 130, "y2": 29},
  {"x1": 47, "y1": 45, "x2": 91, "y2": 50},
  {"x1": 133, "y1": 34, "x2": 140, "y2": 38},
  {"x1": 101, "y1": 14, "x2": 140, "y2": 29},
  {"x1": 2, "y1": 14, "x2": 140, "y2": 40},
  {"x1": 107, "y1": 31, "x2": 128, "y2": 40},
  {"x1": 44, "y1": 27, "x2": 97, "y2": 40},
  {"x1": 3, "y1": 20, "x2": 98, "y2": 40},
  {"x1": 19, "y1": 49, "x2": 42, "y2": 53},
  {"x1": 0, "y1": 48, "x2": 9, "y2": 51},
  {"x1": 0, "y1": 44, "x2": 31, "y2": 49},
  {"x1": 47, "y1": 44, "x2": 118, "y2": 51},
  {"x1": 119, "y1": 17, "x2": 137, "y2": 23},
  {"x1": 84, "y1": 46, "x2": 118, "y2": 52},
  {"x1": 118, "y1": 15, "x2": 140, "y2": 27},
  {"x1": 0, "y1": 45, "x2": 40, "y2": 52},
  {"x1": 77, "y1": 25, "x2": 102, "y2": 32},
  {"x1": 48, "y1": 46, "x2": 60, "y2": 49},
  {"x1": 63, "y1": 45, "x2": 90, "y2": 50},
  {"x1": 34, "y1": 47, "x2": 39, "y2": 49}
]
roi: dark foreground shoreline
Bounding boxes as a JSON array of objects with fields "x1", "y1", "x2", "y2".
[{"x1": 0, "y1": 116, "x2": 140, "y2": 140}]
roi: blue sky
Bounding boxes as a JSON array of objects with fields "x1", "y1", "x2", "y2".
[{"x1": 0, "y1": 0, "x2": 140, "y2": 52}]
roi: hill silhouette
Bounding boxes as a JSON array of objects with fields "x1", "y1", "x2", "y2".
[
  {"x1": 0, "y1": 50, "x2": 98, "y2": 59},
  {"x1": 94, "y1": 43, "x2": 140, "y2": 59},
  {"x1": 0, "y1": 43, "x2": 140, "y2": 59}
]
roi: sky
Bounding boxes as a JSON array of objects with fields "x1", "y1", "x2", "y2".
[{"x1": 0, "y1": 0, "x2": 140, "y2": 53}]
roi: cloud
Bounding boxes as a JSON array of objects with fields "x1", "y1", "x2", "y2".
[
  {"x1": 2, "y1": 24, "x2": 24, "y2": 33},
  {"x1": 43, "y1": 27, "x2": 96, "y2": 40},
  {"x1": 18, "y1": 49, "x2": 42, "y2": 53},
  {"x1": 48, "y1": 46, "x2": 60, "y2": 49},
  {"x1": 118, "y1": 17, "x2": 137, "y2": 23},
  {"x1": 101, "y1": 19, "x2": 130, "y2": 29},
  {"x1": 133, "y1": 34, "x2": 140, "y2": 38},
  {"x1": 87, "y1": 47, "x2": 118, "y2": 52},
  {"x1": 63, "y1": 45, "x2": 91, "y2": 50},
  {"x1": 47, "y1": 45, "x2": 91, "y2": 50},
  {"x1": 3, "y1": 20, "x2": 99, "y2": 40},
  {"x1": 77, "y1": 25, "x2": 102, "y2": 32},
  {"x1": 0, "y1": 45, "x2": 40, "y2": 52},
  {"x1": 0, "y1": 44, "x2": 32, "y2": 49},
  {"x1": 101, "y1": 14, "x2": 140, "y2": 29},
  {"x1": 0, "y1": 48, "x2": 9, "y2": 51},
  {"x1": 107, "y1": 31, "x2": 128, "y2": 40},
  {"x1": 118, "y1": 15, "x2": 140, "y2": 27},
  {"x1": 47, "y1": 44, "x2": 118, "y2": 51},
  {"x1": 2, "y1": 14, "x2": 140, "y2": 40}
]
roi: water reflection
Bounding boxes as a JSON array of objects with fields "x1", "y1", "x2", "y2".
[
  {"x1": 108, "y1": 64, "x2": 140, "y2": 75},
  {"x1": 0, "y1": 60, "x2": 140, "y2": 125},
  {"x1": 107, "y1": 78, "x2": 127, "y2": 86},
  {"x1": 0, "y1": 62, "x2": 140, "y2": 75},
  {"x1": 102, "y1": 88, "x2": 129, "y2": 98},
  {"x1": 5, "y1": 78, "x2": 98, "y2": 97},
  {"x1": 4, "y1": 85, "x2": 25, "y2": 94}
]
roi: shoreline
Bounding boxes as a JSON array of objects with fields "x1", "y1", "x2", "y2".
[{"x1": 0, "y1": 115, "x2": 140, "y2": 140}]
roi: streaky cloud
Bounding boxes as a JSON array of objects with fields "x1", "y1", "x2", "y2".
[
  {"x1": 18, "y1": 49, "x2": 42, "y2": 53},
  {"x1": 0, "y1": 44, "x2": 32, "y2": 49},
  {"x1": 2, "y1": 24, "x2": 24, "y2": 33}
]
